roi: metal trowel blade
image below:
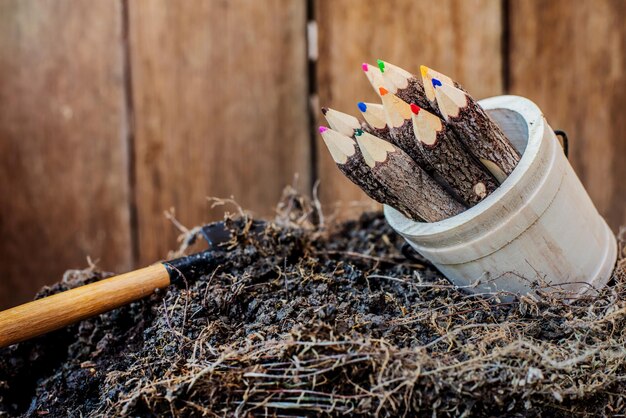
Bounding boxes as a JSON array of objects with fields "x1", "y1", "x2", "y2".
[{"x1": 200, "y1": 219, "x2": 267, "y2": 249}]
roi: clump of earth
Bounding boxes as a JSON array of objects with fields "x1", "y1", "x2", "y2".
[{"x1": 1, "y1": 192, "x2": 626, "y2": 417}]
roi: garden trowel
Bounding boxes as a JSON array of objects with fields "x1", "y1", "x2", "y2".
[{"x1": 0, "y1": 219, "x2": 266, "y2": 348}]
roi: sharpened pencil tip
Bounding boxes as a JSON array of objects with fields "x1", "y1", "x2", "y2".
[
  {"x1": 420, "y1": 65, "x2": 429, "y2": 78},
  {"x1": 377, "y1": 59, "x2": 385, "y2": 73},
  {"x1": 354, "y1": 129, "x2": 363, "y2": 136},
  {"x1": 432, "y1": 78, "x2": 442, "y2": 88},
  {"x1": 321, "y1": 107, "x2": 329, "y2": 115},
  {"x1": 319, "y1": 126, "x2": 328, "y2": 133},
  {"x1": 357, "y1": 102, "x2": 367, "y2": 112},
  {"x1": 410, "y1": 103, "x2": 420, "y2": 115},
  {"x1": 361, "y1": 63, "x2": 369, "y2": 72},
  {"x1": 379, "y1": 87, "x2": 388, "y2": 96}
]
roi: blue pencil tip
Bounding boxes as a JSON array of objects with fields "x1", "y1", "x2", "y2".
[
  {"x1": 357, "y1": 102, "x2": 367, "y2": 112},
  {"x1": 432, "y1": 78, "x2": 442, "y2": 88}
]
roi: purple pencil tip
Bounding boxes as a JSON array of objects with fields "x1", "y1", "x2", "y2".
[{"x1": 319, "y1": 126, "x2": 328, "y2": 133}]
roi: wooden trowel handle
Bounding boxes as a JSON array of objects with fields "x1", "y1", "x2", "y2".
[{"x1": 0, "y1": 264, "x2": 171, "y2": 348}]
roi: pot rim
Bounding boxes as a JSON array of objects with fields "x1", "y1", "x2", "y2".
[{"x1": 384, "y1": 95, "x2": 549, "y2": 238}]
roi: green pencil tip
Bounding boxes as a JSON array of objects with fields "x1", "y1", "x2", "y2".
[
  {"x1": 377, "y1": 59, "x2": 385, "y2": 73},
  {"x1": 354, "y1": 129, "x2": 364, "y2": 136}
]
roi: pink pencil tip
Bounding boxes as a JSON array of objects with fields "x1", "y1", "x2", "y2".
[
  {"x1": 361, "y1": 63, "x2": 368, "y2": 72},
  {"x1": 319, "y1": 126, "x2": 328, "y2": 133}
]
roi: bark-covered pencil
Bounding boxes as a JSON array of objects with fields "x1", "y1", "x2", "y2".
[
  {"x1": 322, "y1": 107, "x2": 363, "y2": 137},
  {"x1": 318, "y1": 126, "x2": 418, "y2": 219},
  {"x1": 433, "y1": 81, "x2": 521, "y2": 183},
  {"x1": 357, "y1": 101, "x2": 393, "y2": 141},
  {"x1": 377, "y1": 59, "x2": 437, "y2": 114},
  {"x1": 361, "y1": 62, "x2": 389, "y2": 97},
  {"x1": 420, "y1": 65, "x2": 467, "y2": 107},
  {"x1": 410, "y1": 103, "x2": 497, "y2": 206},
  {"x1": 354, "y1": 129, "x2": 466, "y2": 222},
  {"x1": 379, "y1": 87, "x2": 431, "y2": 170}
]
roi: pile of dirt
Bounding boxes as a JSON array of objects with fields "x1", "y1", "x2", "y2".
[{"x1": 1, "y1": 192, "x2": 626, "y2": 417}]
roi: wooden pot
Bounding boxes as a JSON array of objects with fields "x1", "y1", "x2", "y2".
[{"x1": 384, "y1": 95, "x2": 617, "y2": 298}]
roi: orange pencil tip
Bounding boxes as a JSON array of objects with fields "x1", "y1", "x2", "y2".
[{"x1": 379, "y1": 87, "x2": 388, "y2": 96}]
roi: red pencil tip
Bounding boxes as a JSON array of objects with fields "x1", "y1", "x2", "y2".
[
  {"x1": 321, "y1": 107, "x2": 329, "y2": 115},
  {"x1": 410, "y1": 104, "x2": 420, "y2": 114},
  {"x1": 319, "y1": 126, "x2": 328, "y2": 133},
  {"x1": 379, "y1": 87, "x2": 388, "y2": 96},
  {"x1": 361, "y1": 63, "x2": 368, "y2": 72}
]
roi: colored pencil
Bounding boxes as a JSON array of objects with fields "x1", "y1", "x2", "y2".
[
  {"x1": 379, "y1": 87, "x2": 431, "y2": 170},
  {"x1": 433, "y1": 81, "x2": 520, "y2": 182},
  {"x1": 357, "y1": 101, "x2": 393, "y2": 141},
  {"x1": 319, "y1": 60, "x2": 523, "y2": 223},
  {"x1": 410, "y1": 104, "x2": 497, "y2": 205},
  {"x1": 318, "y1": 126, "x2": 417, "y2": 219},
  {"x1": 322, "y1": 107, "x2": 363, "y2": 137},
  {"x1": 355, "y1": 129, "x2": 465, "y2": 222},
  {"x1": 420, "y1": 65, "x2": 467, "y2": 107},
  {"x1": 377, "y1": 59, "x2": 437, "y2": 114},
  {"x1": 361, "y1": 62, "x2": 389, "y2": 96}
]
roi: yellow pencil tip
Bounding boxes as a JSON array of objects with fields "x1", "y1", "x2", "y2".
[{"x1": 420, "y1": 65, "x2": 429, "y2": 78}]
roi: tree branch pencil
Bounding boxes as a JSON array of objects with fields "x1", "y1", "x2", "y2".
[
  {"x1": 420, "y1": 65, "x2": 467, "y2": 107},
  {"x1": 362, "y1": 62, "x2": 389, "y2": 97},
  {"x1": 319, "y1": 60, "x2": 524, "y2": 224},
  {"x1": 377, "y1": 59, "x2": 437, "y2": 114},
  {"x1": 433, "y1": 80, "x2": 521, "y2": 182},
  {"x1": 357, "y1": 101, "x2": 393, "y2": 141},
  {"x1": 318, "y1": 126, "x2": 417, "y2": 219},
  {"x1": 410, "y1": 103, "x2": 497, "y2": 205},
  {"x1": 322, "y1": 107, "x2": 363, "y2": 137},
  {"x1": 355, "y1": 129, "x2": 465, "y2": 222},
  {"x1": 379, "y1": 87, "x2": 431, "y2": 170}
]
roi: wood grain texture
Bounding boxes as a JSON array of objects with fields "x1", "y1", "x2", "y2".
[
  {"x1": 316, "y1": 0, "x2": 503, "y2": 219},
  {"x1": 509, "y1": 0, "x2": 626, "y2": 231},
  {"x1": 0, "y1": 264, "x2": 170, "y2": 347},
  {"x1": 0, "y1": 1, "x2": 131, "y2": 309},
  {"x1": 129, "y1": 0, "x2": 310, "y2": 264}
]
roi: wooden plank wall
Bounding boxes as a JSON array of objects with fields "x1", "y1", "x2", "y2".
[
  {"x1": 0, "y1": 0, "x2": 309, "y2": 308},
  {"x1": 508, "y1": 0, "x2": 626, "y2": 232},
  {"x1": 1, "y1": 0, "x2": 625, "y2": 308},
  {"x1": 128, "y1": 0, "x2": 309, "y2": 265},
  {"x1": 316, "y1": 0, "x2": 503, "y2": 219},
  {"x1": 0, "y1": 1, "x2": 132, "y2": 308}
]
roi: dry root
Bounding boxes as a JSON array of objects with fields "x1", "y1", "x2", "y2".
[{"x1": 2, "y1": 191, "x2": 625, "y2": 417}]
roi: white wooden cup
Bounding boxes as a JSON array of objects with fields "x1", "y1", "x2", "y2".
[{"x1": 385, "y1": 95, "x2": 617, "y2": 298}]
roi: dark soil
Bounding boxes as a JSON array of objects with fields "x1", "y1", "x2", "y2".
[{"x1": 1, "y1": 194, "x2": 626, "y2": 417}]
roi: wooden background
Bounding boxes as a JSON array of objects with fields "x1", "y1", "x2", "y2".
[{"x1": 1, "y1": 0, "x2": 624, "y2": 308}]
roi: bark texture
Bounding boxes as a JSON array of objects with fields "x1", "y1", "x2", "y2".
[
  {"x1": 372, "y1": 149, "x2": 466, "y2": 222},
  {"x1": 339, "y1": 150, "x2": 421, "y2": 221},
  {"x1": 449, "y1": 100, "x2": 521, "y2": 177},
  {"x1": 395, "y1": 77, "x2": 438, "y2": 115},
  {"x1": 417, "y1": 126, "x2": 498, "y2": 206},
  {"x1": 389, "y1": 120, "x2": 431, "y2": 171},
  {"x1": 362, "y1": 124, "x2": 393, "y2": 142}
]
